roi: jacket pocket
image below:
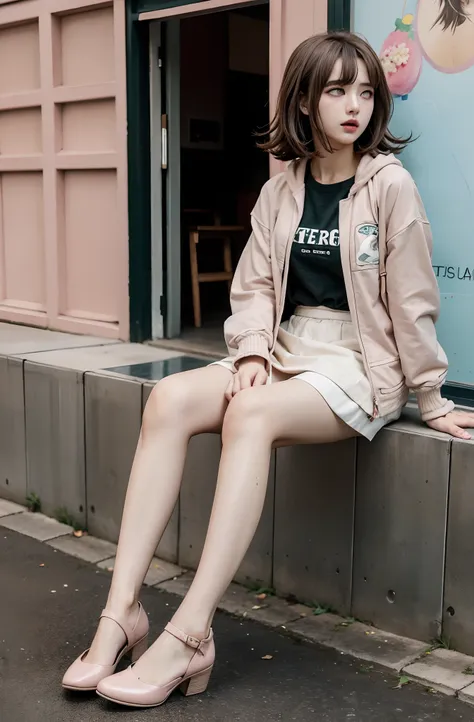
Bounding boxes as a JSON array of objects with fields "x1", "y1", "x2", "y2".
[
  {"x1": 370, "y1": 358, "x2": 406, "y2": 396},
  {"x1": 379, "y1": 378, "x2": 406, "y2": 395}
]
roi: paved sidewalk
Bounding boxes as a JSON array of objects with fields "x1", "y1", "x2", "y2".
[{"x1": 1, "y1": 529, "x2": 471, "y2": 722}]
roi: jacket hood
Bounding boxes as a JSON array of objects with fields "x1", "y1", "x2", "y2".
[{"x1": 285, "y1": 153, "x2": 403, "y2": 196}]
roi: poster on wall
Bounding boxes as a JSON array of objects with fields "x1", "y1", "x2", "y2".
[{"x1": 354, "y1": 0, "x2": 474, "y2": 386}]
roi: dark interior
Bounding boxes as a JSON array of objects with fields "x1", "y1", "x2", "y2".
[{"x1": 178, "y1": 4, "x2": 270, "y2": 343}]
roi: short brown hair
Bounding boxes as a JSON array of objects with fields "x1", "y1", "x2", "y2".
[{"x1": 259, "y1": 31, "x2": 411, "y2": 161}]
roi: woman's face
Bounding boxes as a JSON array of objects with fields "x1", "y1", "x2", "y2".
[{"x1": 305, "y1": 58, "x2": 375, "y2": 151}]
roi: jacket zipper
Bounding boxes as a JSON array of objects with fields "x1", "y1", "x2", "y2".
[
  {"x1": 271, "y1": 187, "x2": 380, "y2": 422},
  {"x1": 338, "y1": 197, "x2": 379, "y2": 421},
  {"x1": 269, "y1": 201, "x2": 302, "y2": 357}
]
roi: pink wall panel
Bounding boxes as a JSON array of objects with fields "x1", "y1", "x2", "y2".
[
  {"x1": 0, "y1": 108, "x2": 42, "y2": 155},
  {"x1": 0, "y1": 0, "x2": 128, "y2": 338},
  {"x1": 0, "y1": 21, "x2": 40, "y2": 95},
  {"x1": 1, "y1": 172, "x2": 45, "y2": 308},
  {"x1": 269, "y1": 0, "x2": 327, "y2": 175},
  {"x1": 60, "y1": 7, "x2": 115, "y2": 87},
  {"x1": 61, "y1": 99, "x2": 116, "y2": 152},
  {"x1": 62, "y1": 169, "x2": 119, "y2": 322}
]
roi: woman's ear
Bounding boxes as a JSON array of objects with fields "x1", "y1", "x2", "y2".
[{"x1": 299, "y1": 94, "x2": 310, "y2": 116}]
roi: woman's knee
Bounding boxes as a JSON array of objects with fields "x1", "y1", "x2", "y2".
[
  {"x1": 222, "y1": 388, "x2": 269, "y2": 442},
  {"x1": 142, "y1": 375, "x2": 192, "y2": 435}
]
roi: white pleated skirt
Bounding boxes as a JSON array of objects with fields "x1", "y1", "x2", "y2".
[{"x1": 215, "y1": 306, "x2": 402, "y2": 440}]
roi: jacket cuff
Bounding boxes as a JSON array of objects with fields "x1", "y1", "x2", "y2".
[
  {"x1": 233, "y1": 334, "x2": 270, "y2": 370},
  {"x1": 416, "y1": 387, "x2": 455, "y2": 422}
]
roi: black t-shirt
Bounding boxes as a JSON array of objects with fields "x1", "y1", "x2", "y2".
[{"x1": 286, "y1": 166, "x2": 354, "y2": 312}]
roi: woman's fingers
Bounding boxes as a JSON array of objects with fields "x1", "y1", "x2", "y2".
[
  {"x1": 224, "y1": 378, "x2": 234, "y2": 402},
  {"x1": 451, "y1": 411, "x2": 474, "y2": 428},
  {"x1": 428, "y1": 416, "x2": 471, "y2": 439},
  {"x1": 239, "y1": 370, "x2": 253, "y2": 391},
  {"x1": 254, "y1": 368, "x2": 269, "y2": 387},
  {"x1": 449, "y1": 424, "x2": 472, "y2": 440}
]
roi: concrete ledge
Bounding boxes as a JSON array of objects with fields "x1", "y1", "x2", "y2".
[
  {"x1": 273, "y1": 440, "x2": 356, "y2": 615},
  {"x1": 24, "y1": 361, "x2": 86, "y2": 526},
  {"x1": 0, "y1": 356, "x2": 27, "y2": 504},
  {"x1": 352, "y1": 411, "x2": 451, "y2": 642},
  {"x1": 443, "y1": 436, "x2": 474, "y2": 656},
  {"x1": 3, "y1": 332, "x2": 474, "y2": 657}
]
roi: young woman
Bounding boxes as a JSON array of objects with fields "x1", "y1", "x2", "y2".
[{"x1": 62, "y1": 31, "x2": 474, "y2": 708}]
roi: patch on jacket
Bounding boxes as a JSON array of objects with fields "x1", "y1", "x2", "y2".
[{"x1": 356, "y1": 223, "x2": 379, "y2": 266}]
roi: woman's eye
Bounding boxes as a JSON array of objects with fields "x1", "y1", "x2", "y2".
[
  {"x1": 361, "y1": 89, "x2": 374, "y2": 98},
  {"x1": 328, "y1": 87, "x2": 344, "y2": 96}
]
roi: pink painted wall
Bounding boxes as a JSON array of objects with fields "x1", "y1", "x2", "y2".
[
  {"x1": 0, "y1": 0, "x2": 327, "y2": 340},
  {"x1": 0, "y1": 0, "x2": 129, "y2": 339},
  {"x1": 269, "y1": 0, "x2": 328, "y2": 175}
]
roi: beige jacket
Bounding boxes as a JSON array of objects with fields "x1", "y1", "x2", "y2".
[{"x1": 224, "y1": 153, "x2": 454, "y2": 422}]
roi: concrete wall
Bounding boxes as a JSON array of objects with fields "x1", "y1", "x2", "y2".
[
  {"x1": 2, "y1": 344, "x2": 474, "y2": 654},
  {"x1": 0, "y1": 0, "x2": 129, "y2": 339}
]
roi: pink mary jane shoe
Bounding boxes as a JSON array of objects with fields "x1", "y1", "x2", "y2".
[
  {"x1": 62, "y1": 602, "x2": 149, "y2": 691},
  {"x1": 96, "y1": 622, "x2": 215, "y2": 708}
]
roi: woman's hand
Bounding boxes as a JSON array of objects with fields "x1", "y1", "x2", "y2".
[
  {"x1": 225, "y1": 356, "x2": 269, "y2": 402},
  {"x1": 426, "y1": 410, "x2": 474, "y2": 440}
]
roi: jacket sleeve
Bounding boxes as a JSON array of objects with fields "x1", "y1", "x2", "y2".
[
  {"x1": 223, "y1": 190, "x2": 276, "y2": 369},
  {"x1": 384, "y1": 174, "x2": 454, "y2": 422}
]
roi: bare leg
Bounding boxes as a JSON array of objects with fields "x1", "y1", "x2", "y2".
[
  {"x1": 133, "y1": 379, "x2": 357, "y2": 684},
  {"x1": 86, "y1": 365, "x2": 232, "y2": 665}
]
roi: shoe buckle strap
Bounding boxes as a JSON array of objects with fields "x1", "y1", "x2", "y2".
[
  {"x1": 99, "y1": 610, "x2": 129, "y2": 647},
  {"x1": 165, "y1": 623, "x2": 205, "y2": 653}
]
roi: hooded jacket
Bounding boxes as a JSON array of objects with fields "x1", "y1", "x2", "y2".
[{"x1": 224, "y1": 153, "x2": 454, "y2": 422}]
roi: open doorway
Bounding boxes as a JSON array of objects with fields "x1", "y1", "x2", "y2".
[{"x1": 152, "y1": 2, "x2": 270, "y2": 356}]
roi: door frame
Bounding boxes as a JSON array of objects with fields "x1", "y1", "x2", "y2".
[
  {"x1": 139, "y1": 0, "x2": 269, "y2": 340},
  {"x1": 140, "y1": 0, "x2": 267, "y2": 21},
  {"x1": 149, "y1": 19, "x2": 182, "y2": 338},
  {"x1": 327, "y1": 0, "x2": 351, "y2": 30}
]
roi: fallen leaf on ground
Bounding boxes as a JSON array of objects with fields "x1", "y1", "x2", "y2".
[
  {"x1": 396, "y1": 675, "x2": 410, "y2": 689},
  {"x1": 39, "y1": 563, "x2": 45, "y2": 567},
  {"x1": 252, "y1": 605, "x2": 262, "y2": 610},
  {"x1": 256, "y1": 593, "x2": 267, "y2": 600},
  {"x1": 73, "y1": 530, "x2": 83, "y2": 538},
  {"x1": 261, "y1": 655, "x2": 273, "y2": 660}
]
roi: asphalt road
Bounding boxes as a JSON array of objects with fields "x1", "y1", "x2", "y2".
[{"x1": 0, "y1": 529, "x2": 472, "y2": 722}]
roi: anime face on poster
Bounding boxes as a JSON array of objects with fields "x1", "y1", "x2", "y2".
[{"x1": 380, "y1": 0, "x2": 474, "y2": 99}]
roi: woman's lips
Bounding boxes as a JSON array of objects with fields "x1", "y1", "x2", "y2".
[{"x1": 341, "y1": 120, "x2": 359, "y2": 133}]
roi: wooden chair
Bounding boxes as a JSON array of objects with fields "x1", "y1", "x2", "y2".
[{"x1": 188, "y1": 225, "x2": 244, "y2": 328}]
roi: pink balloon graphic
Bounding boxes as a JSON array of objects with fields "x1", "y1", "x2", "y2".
[{"x1": 380, "y1": 17, "x2": 423, "y2": 99}]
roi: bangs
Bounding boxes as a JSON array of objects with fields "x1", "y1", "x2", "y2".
[
  {"x1": 332, "y1": 44, "x2": 360, "y2": 86},
  {"x1": 329, "y1": 41, "x2": 384, "y2": 89}
]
